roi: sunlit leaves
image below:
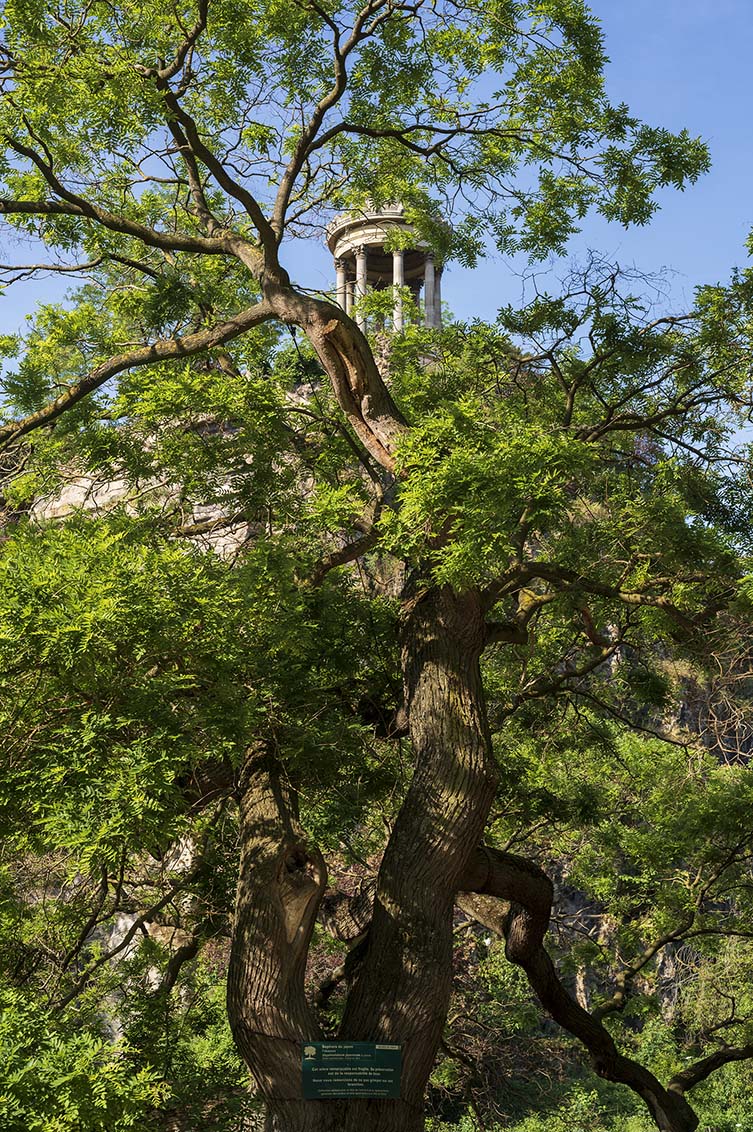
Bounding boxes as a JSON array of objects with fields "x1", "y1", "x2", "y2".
[{"x1": 382, "y1": 399, "x2": 594, "y2": 587}]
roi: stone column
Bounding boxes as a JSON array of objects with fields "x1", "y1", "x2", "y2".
[
  {"x1": 433, "y1": 266, "x2": 442, "y2": 329},
  {"x1": 424, "y1": 252, "x2": 435, "y2": 328},
  {"x1": 392, "y1": 249, "x2": 405, "y2": 331},
  {"x1": 355, "y1": 245, "x2": 368, "y2": 331},
  {"x1": 345, "y1": 280, "x2": 354, "y2": 316},
  {"x1": 335, "y1": 258, "x2": 347, "y2": 312}
]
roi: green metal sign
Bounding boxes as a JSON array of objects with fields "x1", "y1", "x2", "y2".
[{"x1": 301, "y1": 1041, "x2": 402, "y2": 1099}]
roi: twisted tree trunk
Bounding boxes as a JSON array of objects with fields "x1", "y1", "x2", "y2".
[{"x1": 331, "y1": 584, "x2": 498, "y2": 1132}]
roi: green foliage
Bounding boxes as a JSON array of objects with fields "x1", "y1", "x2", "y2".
[
  {"x1": 377, "y1": 273, "x2": 750, "y2": 602},
  {"x1": 0, "y1": 989, "x2": 166, "y2": 1131},
  {"x1": 0, "y1": 521, "x2": 251, "y2": 860},
  {"x1": 510, "y1": 1085, "x2": 611, "y2": 1132},
  {"x1": 0, "y1": 511, "x2": 397, "y2": 857},
  {"x1": 0, "y1": 2, "x2": 750, "y2": 1126},
  {"x1": 0, "y1": 0, "x2": 709, "y2": 281},
  {"x1": 117, "y1": 955, "x2": 254, "y2": 1130},
  {"x1": 487, "y1": 710, "x2": 753, "y2": 950},
  {"x1": 472, "y1": 941, "x2": 543, "y2": 1036}
]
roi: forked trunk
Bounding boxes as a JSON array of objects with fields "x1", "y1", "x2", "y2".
[{"x1": 229, "y1": 587, "x2": 498, "y2": 1132}]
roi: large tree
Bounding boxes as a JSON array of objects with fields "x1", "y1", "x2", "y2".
[{"x1": 1, "y1": 2, "x2": 752, "y2": 1131}]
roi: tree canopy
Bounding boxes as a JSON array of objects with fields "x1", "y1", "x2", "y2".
[{"x1": 1, "y1": 2, "x2": 753, "y2": 1132}]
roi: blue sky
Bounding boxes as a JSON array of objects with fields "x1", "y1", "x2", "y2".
[
  {"x1": 584, "y1": 2, "x2": 753, "y2": 296},
  {"x1": 433, "y1": 0, "x2": 753, "y2": 321},
  {"x1": 2, "y1": 1, "x2": 752, "y2": 330}
]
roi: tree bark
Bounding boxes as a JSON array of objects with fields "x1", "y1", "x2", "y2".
[
  {"x1": 266, "y1": 283, "x2": 408, "y2": 472},
  {"x1": 226, "y1": 745, "x2": 328, "y2": 1132},
  {"x1": 336, "y1": 584, "x2": 498, "y2": 1131},
  {"x1": 230, "y1": 587, "x2": 497, "y2": 1132}
]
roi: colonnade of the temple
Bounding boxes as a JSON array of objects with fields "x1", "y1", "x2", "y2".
[
  {"x1": 333, "y1": 245, "x2": 443, "y2": 331},
  {"x1": 327, "y1": 205, "x2": 446, "y2": 332}
]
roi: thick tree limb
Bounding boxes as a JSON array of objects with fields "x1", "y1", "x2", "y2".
[
  {"x1": 159, "y1": 920, "x2": 211, "y2": 994},
  {"x1": 320, "y1": 880, "x2": 376, "y2": 942},
  {"x1": 668, "y1": 1043, "x2": 753, "y2": 1095},
  {"x1": 266, "y1": 287, "x2": 408, "y2": 470},
  {"x1": 309, "y1": 528, "x2": 381, "y2": 585},
  {"x1": 484, "y1": 620, "x2": 528, "y2": 647},
  {"x1": 0, "y1": 191, "x2": 230, "y2": 258}
]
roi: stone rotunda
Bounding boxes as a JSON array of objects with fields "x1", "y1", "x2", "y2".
[{"x1": 326, "y1": 203, "x2": 444, "y2": 332}]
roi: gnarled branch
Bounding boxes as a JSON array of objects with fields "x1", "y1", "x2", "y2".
[{"x1": 457, "y1": 846, "x2": 700, "y2": 1132}]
